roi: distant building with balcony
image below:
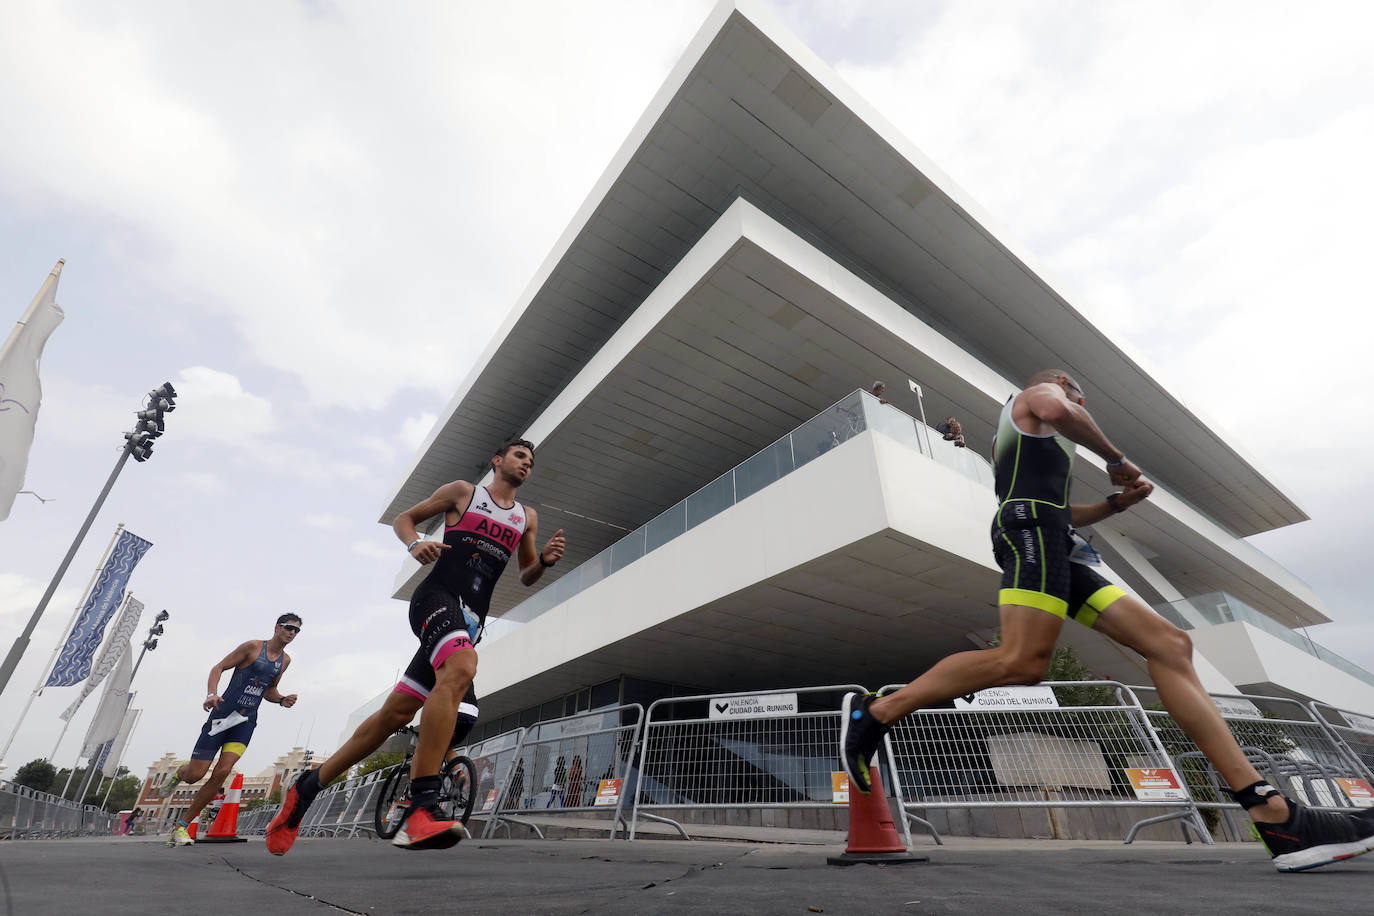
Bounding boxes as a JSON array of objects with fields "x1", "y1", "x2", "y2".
[{"x1": 375, "y1": 0, "x2": 1374, "y2": 747}]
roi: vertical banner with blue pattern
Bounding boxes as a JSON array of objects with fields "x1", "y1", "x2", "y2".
[{"x1": 44, "y1": 528, "x2": 152, "y2": 687}]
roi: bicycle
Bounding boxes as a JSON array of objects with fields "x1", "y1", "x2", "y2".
[{"x1": 374, "y1": 725, "x2": 477, "y2": 839}]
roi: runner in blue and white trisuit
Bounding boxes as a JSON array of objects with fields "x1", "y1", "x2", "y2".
[
  {"x1": 161, "y1": 613, "x2": 300, "y2": 847},
  {"x1": 268, "y1": 438, "x2": 564, "y2": 853}
]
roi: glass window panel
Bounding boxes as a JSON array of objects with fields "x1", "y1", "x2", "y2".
[{"x1": 590, "y1": 679, "x2": 620, "y2": 710}]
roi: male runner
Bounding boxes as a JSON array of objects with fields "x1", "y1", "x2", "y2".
[
  {"x1": 160, "y1": 614, "x2": 300, "y2": 847},
  {"x1": 267, "y1": 438, "x2": 564, "y2": 853},
  {"x1": 841, "y1": 370, "x2": 1374, "y2": 873}
]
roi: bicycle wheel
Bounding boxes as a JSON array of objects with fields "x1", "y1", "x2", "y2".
[
  {"x1": 373, "y1": 763, "x2": 412, "y2": 839},
  {"x1": 439, "y1": 755, "x2": 477, "y2": 825}
]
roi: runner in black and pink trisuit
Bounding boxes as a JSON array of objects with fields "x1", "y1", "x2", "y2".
[{"x1": 267, "y1": 438, "x2": 564, "y2": 853}]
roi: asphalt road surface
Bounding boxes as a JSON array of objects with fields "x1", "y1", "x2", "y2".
[{"x1": 2, "y1": 835, "x2": 1370, "y2": 915}]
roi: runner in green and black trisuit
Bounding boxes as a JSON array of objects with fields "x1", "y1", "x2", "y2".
[{"x1": 841, "y1": 369, "x2": 1374, "y2": 873}]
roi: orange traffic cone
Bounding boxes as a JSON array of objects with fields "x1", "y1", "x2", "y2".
[
  {"x1": 187, "y1": 821, "x2": 198, "y2": 839},
  {"x1": 827, "y1": 765, "x2": 926, "y2": 865},
  {"x1": 198, "y1": 773, "x2": 248, "y2": 844}
]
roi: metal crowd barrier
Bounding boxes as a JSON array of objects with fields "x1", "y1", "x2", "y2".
[
  {"x1": 451, "y1": 728, "x2": 522, "y2": 838},
  {"x1": 1307, "y1": 701, "x2": 1374, "y2": 782},
  {"x1": 630, "y1": 684, "x2": 867, "y2": 841},
  {"x1": 1131, "y1": 687, "x2": 1373, "y2": 821},
  {"x1": 881, "y1": 681, "x2": 1211, "y2": 844},
  {"x1": 298, "y1": 768, "x2": 391, "y2": 838},
  {"x1": 237, "y1": 803, "x2": 276, "y2": 836},
  {"x1": 0, "y1": 783, "x2": 117, "y2": 839},
  {"x1": 476, "y1": 705, "x2": 644, "y2": 839},
  {"x1": 49, "y1": 682, "x2": 1374, "y2": 848}
]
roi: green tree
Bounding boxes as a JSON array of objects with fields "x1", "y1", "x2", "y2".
[
  {"x1": 357, "y1": 750, "x2": 405, "y2": 778},
  {"x1": 13, "y1": 758, "x2": 56, "y2": 792},
  {"x1": 95, "y1": 774, "x2": 141, "y2": 812},
  {"x1": 52, "y1": 767, "x2": 84, "y2": 800}
]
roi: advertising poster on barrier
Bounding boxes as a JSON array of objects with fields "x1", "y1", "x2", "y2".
[
  {"x1": 953, "y1": 685, "x2": 1059, "y2": 710},
  {"x1": 1124, "y1": 767, "x2": 1187, "y2": 800},
  {"x1": 481, "y1": 789, "x2": 499, "y2": 813},
  {"x1": 1212, "y1": 696, "x2": 1264, "y2": 719},
  {"x1": 831, "y1": 772, "x2": 849, "y2": 804},
  {"x1": 1336, "y1": 778, "x2": 1374, "y2": 807},
  {"x1": 708, "y1": 692, "x2": 799, "y2": 719},
  {"x1": 1342, "y1": 711, "x2": 1374, "y2": 734},
  {"x1": 593, "y1": 779, "x2": 623, "y2": 807}
]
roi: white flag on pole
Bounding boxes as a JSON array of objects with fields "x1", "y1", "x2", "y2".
[
  {"x1": 0, "y1": 260, "x2": 65, "y2": 521},
  {"x1": 102, "y1": 707, "x2": 140, "y2": 778},
  {"x1": 80, "y1": 643, "x2": 133, "y2": 756}
]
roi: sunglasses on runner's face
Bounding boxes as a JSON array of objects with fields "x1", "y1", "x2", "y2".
[
  {"x1": 280, "y1": 624, "x2": 300, "y2": 633},
  {"x1": 1064, "y1": 380, "x2": 1086, "y2": 405}
]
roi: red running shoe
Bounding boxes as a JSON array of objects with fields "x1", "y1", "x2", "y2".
[
  {"x1": 266, "y1": 769, "x2": 318, "y2": 856},
  {"x1": 391, "y1": 804, "x2": 466, "y2": 850}
]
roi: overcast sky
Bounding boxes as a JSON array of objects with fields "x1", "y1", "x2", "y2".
[{"x1": 2, "y1": 0, "x2": 1371, "y2": 782}]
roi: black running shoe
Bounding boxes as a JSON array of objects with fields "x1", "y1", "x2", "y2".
[
  {"x1": 1255, "y1": 800, "x2": 1374, "y2": 872},
  {"x1": 839, "y1": 692, "x2": 889, "y2": 796}
]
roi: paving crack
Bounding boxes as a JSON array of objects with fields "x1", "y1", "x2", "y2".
[{"x1": 220, "y1": 857, "x2": 368, "y2": 914}]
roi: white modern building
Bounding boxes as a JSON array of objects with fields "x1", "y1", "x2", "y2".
[{"x1": 379, "y1": 0, "x2": 1374, "y2": 746}]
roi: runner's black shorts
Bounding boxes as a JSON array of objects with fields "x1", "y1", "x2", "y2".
[
  {"x1": 394, "y1": 584, "x2": 480, "y2": 739},
  {"x1": 991, "y1": 522, "x2": 1125, "y2": 627}
]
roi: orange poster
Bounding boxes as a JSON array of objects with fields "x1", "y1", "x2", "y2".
[
  {"x1": 832, "y1": 772, "x2": 850, "y2": 804},
  {"x1": 481, "y1": 789, "x2": 499, "y2": 812},
  {"x1": 1337, "y1": 778, "x2": 1374, "y2": 807},
  {"x1": 593, "y1": 778, "x2": 624, "y2": 807},
  {"x1": 1124, "y1": 767, "x2": 1187, "y2": 800}
]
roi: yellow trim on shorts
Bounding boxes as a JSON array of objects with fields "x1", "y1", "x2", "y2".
[
  {"x1": 999, "y1": 588, "x2": 1068, "y2": 619},
  {"x1": 1075, "y1": 585, "x2": 1127, "y2": 629},
  {"x1": 221, "y1": 742, "x2": 247, "y2": 757}
]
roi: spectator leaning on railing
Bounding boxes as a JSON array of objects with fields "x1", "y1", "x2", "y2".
[{"x1": 936, "y1": 415, "x2": 966, "y2": 447}]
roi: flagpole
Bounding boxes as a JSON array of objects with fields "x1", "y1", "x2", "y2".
[
  {"x1": 0, "y1": 522, "x2": 125, "y2": 769},
  {"x1": 76, "y1": 682, "x2": 137, "y2": 805},
  {"x1": 100, "y1": 708, "x2": 141, "y2": 808}
]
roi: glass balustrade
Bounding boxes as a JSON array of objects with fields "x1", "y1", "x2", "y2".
[
  {"x1": 1154, "y1": 592, "x2": 1374, "y2": 687},
  {"x1": 499, "y1": 389, "x2": 995, "y2": 628}
]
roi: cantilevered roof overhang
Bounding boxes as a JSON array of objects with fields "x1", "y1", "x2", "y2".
[
  {"x1": 391, "y1": 200, "x2": 1328, "y2": 633},
  {"x1": 383, "y1": 0, "x2": 1303, "y2": 540}
]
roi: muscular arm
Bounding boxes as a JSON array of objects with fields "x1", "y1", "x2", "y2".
[
  {"x1": 393, "y1": 480, "x2": 472, "y2": 564},
  {"x1": 1071, "y1": 479, "x2": 1155, "y2": 527},
  {"x1": 1020, "y1": 383, "x2": 1141, "y2": 483},
  {"x1": 518, "y1": 507, "x2": 565, "y2": 586},
  {"x1": 263, "y1": 656, "x2": 297, "y2": 708}
]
